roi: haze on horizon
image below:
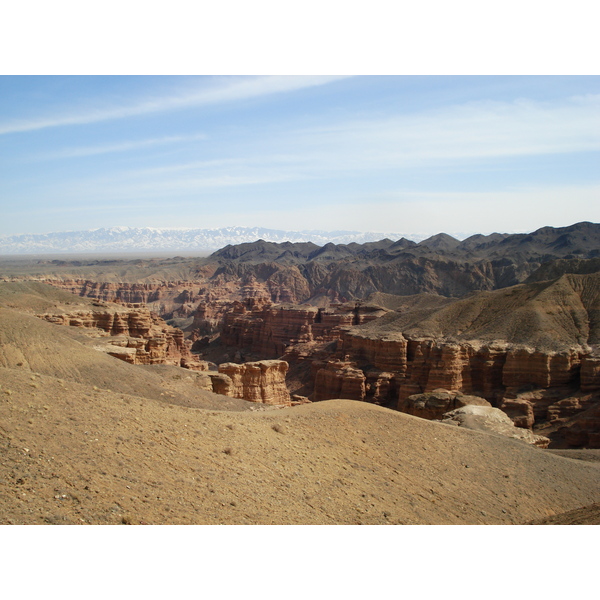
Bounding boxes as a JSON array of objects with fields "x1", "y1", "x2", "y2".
[{"x1": 1, "y1": 75, "x2": 599, "y2": 240}]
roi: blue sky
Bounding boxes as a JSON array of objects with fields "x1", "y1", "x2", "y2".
[{"x1": 1, "y1": 75, "x2": 599, "y2": 238}]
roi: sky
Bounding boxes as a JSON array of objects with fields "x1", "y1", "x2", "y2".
[{"x1": 1, "y1": 75, "x2": 599, "y2": 239}]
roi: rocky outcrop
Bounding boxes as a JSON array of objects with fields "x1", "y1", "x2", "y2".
[
  {"x1": 438, "y1": 406, "x2": 550, "y2": 447},
  {"x1": 532, "y1": 393, "x2": 600, "y2": 448},
  {"x1": 219, "y1": 299, "x2": 385, "y2": 359},
  {"x1": 42, "y1": 264, "x2": 312, "y2": 321},
  {"x1": 38, "y1": 303, "x2": 206, "y2": 369},
  {"x1": 499, "y1": 398, "x2": 536, "y2": 429},
  {"x1": 313, "y1": 361, "x2": 367, "y2": 402},
  {"x1": 502, "y1": 349, "x2": 581, "y2": 391},
  {"x1": 553, "y1": 403, "x2": 600, "y2": 448},
  {"x1": 400, "y1": 389, "x2": 491, "y2": 420},
  {"x1": 47, "y1": 279, "x2": 196, "y2": 308},
  {"x1": 216, "y1": 360, "x2": 291, "y2": 406},
  {"x1": 581, "y1": 357, "x2": 600, "y2": 392},
  {"x1": 191, "y1": 297, "x2": 269, "y2": 337},
  {"x1": 310, "y1": 330, "x2": 600, "y2": 431}
]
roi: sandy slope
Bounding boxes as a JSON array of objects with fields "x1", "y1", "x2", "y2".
[
  {"x1": 1, "y1": 366, "x2": 599, "y2": 525},
  {"x1": 0, "y1": 307, "x2": 257, "y2": 412},
  {"x1": 528, "y1": 503, "x2": 600, "y2": 524}
]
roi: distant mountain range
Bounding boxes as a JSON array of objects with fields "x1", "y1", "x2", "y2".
[{"x1": 0, "y1": 226, "x2": 435, "y2": 255}]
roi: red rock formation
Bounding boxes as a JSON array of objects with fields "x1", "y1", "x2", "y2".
[
  {"x1": 365, "y1": 370, "x2": 399, "y2": 405},
  {"x1": 502, "y1": 349, "x2": 581, "y2": 390},
  {"x1": 581, "y1": 357, "x2": 600, "y2": 392},
  {"x1": 340, "y1": 334, "x2": 408, "y2": 372},
  {"x1": 47, "y1": 279, "x2": 193, "y2": 306},
  {"x1": 554, "y1": 403, "x2": 600, "y2": 448},
  {"x1": 399, "y1": 389, "x2": 491, "y2": 420},
  {"x1": 38, "y1": 303, "x2": 206, "y2": 369},
  {"x1": 217, "y1": 360, "x2": 291, "y2": 406},
  {"x1": 220, "y1": 301, "x2": 385, "y2": 359},
  {"x1": 329, "y1": 330, "x2": 600, "y2": 430},
  {"x1": 207, "y1": 372, "x2": 234, "y2": 397},
  {"x1": 313, "y1": 361, "x2": 366, "y2": 402},
  {"x1": 499, "y1": 398, "x2": 535, "y2": 429},
  {"x1": 546, "y1": 395, "x2": 596, "y2": 422}
]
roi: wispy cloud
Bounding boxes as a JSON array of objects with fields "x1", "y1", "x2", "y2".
[
  {"x1": 92, "y1": 93, "x2": 600, "y2": 191},
  {"x1": 0, "y1": 76, "x2": 349, "y2": 135},
  {"x1": 23, "y1": 92, "x2": 596, "y2": 210},
  {"x1": 285, "y1": 94, "x2": 600, "y2": 167},
  {"x1": 41, "y1": 133, "x2": 207, "y2": 159}
]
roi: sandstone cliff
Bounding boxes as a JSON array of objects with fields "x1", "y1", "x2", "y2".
[
  {"x1": 219, "y1": 298, "x2": 386, "y2": 358},
  {"x1": 38, "y1": 303, "x2": 206, "y2": 369},
  {"x1": 214, "y1": 360, "x2": 291, "y2": 406},
  {"x1": 305, "y1": 274, "x2": 600, "y2": 446}
]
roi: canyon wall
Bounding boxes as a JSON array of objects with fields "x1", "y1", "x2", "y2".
[
  {"x1": 38, "y1": 304, "x2": 206, "y2": 369},
  {"x1": 219, "y1": 299, "x2": 385, "y2": 358},
  {"x1": 308, "y1": 330, "x2": 600, "y2": 434},
  {"x1": 214, "y1": 360, "x2": 291, "y2": 406}
]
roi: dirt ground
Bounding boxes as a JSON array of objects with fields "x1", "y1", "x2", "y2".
[{"x1": 1, "y1": 365, "x2": 599, "y2": 525}]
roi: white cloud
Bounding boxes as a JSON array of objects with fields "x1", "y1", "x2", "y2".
[
  {"x1": 41, "y1": 133, "x2": 207, "y2": 159},
  {"x1": 286, "y1": 94, "x2": 600, "y2": 167},
  {"x1": 108, "y1": 93, "x2": 600, "y2": 185},
  {"x1": 0, "y1": 76, "x2": 349, "y2": 135}
]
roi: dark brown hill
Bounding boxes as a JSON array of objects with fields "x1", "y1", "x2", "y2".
[
  {"x1": 417, "y1": 233, "x2": 461, "y2": 252},
  {"x1": 526, "y1": 257, "x2": 600, "y2": 283},
  {"x1": 207, "y1": 221, "x2": 600, "y2": 302},
  {"x1": 211, "y1": 240, "x2": 321, "y2": 263},
  {"x1": 356, "y1": 272, "x2": 600, "y2": 352}
]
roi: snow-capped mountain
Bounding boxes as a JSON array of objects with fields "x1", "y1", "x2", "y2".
[{"x1": 0, "y1": 227, "x2": 432, "y2": 255}]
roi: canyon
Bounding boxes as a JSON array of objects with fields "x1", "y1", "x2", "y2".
[
  {"x1": 2, "y1": 221, "x2": 600, "y2": 448},
  {"x1": 1, "y1": 222, "x2": 599, "y2": 526}
]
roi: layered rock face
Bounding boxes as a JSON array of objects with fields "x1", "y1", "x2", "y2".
[
  {"x1": 38, "y1": 304, "x2": 205, "y2": 369},
  {"x1": 313, "y1": 361, "x2": 367, "y2": 402},
  {"x1": 46, "y1": 279, "x2": 201, "y2": 317},
  {"x1": 553, "y1": 403, "x2": 600, "y2": 448},
  {"x1": 219, "y1": 299, "x2": 385, "y2": 358},
  {"x1": 337, "y1": 331, "x2": 598, "y2": 418},
  {"x1": 581, "y1": 357, "x2": 600, "y2": 392},
  {"x1": 44, "y1": 262, "x2": 314, "y2": 321},
  {"x1": 213, "y1": 360, "x2": 291, "y2": 406}
]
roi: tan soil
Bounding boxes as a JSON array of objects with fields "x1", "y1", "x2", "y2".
[
  {"x1": 1, "y1": 364, "x2": 599, "y2": 525},
  {"x1": 528, "y1": 503, "x2": 600, "y2": 524}
]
